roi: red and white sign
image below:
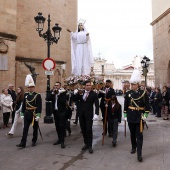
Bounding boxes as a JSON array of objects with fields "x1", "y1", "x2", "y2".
[{"x1": 42, "y1": 58, "x2": 56, "y2": 71}]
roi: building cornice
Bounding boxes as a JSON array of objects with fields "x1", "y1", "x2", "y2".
[
  {"x1": 16, "y1": 56, "x2": 65, "y2": 64},
  {"x1": 0, "y1": 32, "x2": 18, "y2": 41},
  {"x1": 150, "y1": 8, "x2": 170, "y2": 26}
]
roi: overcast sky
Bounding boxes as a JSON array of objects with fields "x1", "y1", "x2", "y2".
[{"x1": 78, "y1": 0, "x2": 153, "y2": 68}]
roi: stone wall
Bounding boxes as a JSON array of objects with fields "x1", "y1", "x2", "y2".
[
  {"x1": 151, "y1": 11, "x2": 170, "y2": 87},
  {"x1": 0, "y1": 0, "x2": 77, "y2": 92}
]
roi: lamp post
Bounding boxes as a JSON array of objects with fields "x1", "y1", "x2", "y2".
[
  {"x1": 34, "y1": 12, "x2": 62, "y2": 123},
  {"x1": 101, "y1": 65, "x2": 105, "y2": 77},
  {"x1": 141, "y1": 56, "x2": 150, "y2": 87}
]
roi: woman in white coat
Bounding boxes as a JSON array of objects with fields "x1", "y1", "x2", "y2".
[
  {"x1": 7, "y1": 86, "x2": 24, "y2": 135},
  {"x1": 67, "y1": 19, "x2": 94, "y2": 76},
  {"x1": 1, "y1": 89, "x2": 13, "y2": 128}
]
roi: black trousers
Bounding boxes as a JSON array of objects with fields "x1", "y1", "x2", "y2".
[
  {"x1": 3, "y1": 112, "x2": 10, "y2": 125},
  {"x1": 53, "y1": 110, "x2": 66, "y2": 143},
  {"x1": 21, "y1": 118, "x2": 38, "y2": 145},
  {"x1": 128, "y1": 122, "x2": 143, "y2": 157},
  {"x1": 11, "y1": 110, "x2": 15, "y2": 124},
  {"x1": 74, "y1": 109, "x2": 79, "y2": 123},
  {"x1": 79, "y1": 112, "x2": 93, "y2": 147},
  {"x1": 108, "y1": 119, "x2": 119, "y2": 143}
]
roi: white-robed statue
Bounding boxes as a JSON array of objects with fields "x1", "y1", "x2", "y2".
[{"x1": 67, "y1": 19, "x2": 94, "y2": 76}]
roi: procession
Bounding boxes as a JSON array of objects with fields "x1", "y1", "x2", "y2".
[
  {"x1": 1, "y1": 0, "x2": 170, "y2": 169},
  {"x1": 1, "y1": 19, "x2": 170, "y2": 163}
]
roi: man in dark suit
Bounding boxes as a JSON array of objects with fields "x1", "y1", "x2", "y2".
[
  {"x1": 74, "y1": 80, "x2": 99, "y2": 154},
  {"x1": 8, "y1": 84, "x2": 16, "y2": 123},
  {"x1": 98, "y1": 79, "x2": 115, "y2": 136},
  {"x1": 46, "y1": 82, "x2": 67, "y2": 148}
]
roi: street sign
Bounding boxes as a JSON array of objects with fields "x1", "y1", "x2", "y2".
[
  {"x1": 45, "y1": 70, "x2": 54, "y2": 75},
  {"x1": 42, "y1": 58, "x2": 56, "y2": 70}
]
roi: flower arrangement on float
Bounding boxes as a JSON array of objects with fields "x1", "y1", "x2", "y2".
[{"x1": 64, "y1": 75, "x2": 104, "y2": 90}]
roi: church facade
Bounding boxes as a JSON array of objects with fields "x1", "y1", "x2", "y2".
[
  {"x1": 0, "y1": 0, "x2": 77, "y2": 92},
  {"x1": 93, "y1": 55, "x2": 155, "y2": 90},
  {"x1": 151, "y1": 0, "x2": 170, "y2": 87}
]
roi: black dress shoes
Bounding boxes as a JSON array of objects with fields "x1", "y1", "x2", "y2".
[
  {"x1": 53, "y1": 140, "x2": 61, "y2": 145},
  {"x1": 73, "y1": 122, "x2": 77, "y2": 125},
  {"x1": 112, "y1": 142, "x2": 116, "y2": 147},
  {"x1": 137, "y1": 156, "x2": 143, "y2": 162},
  {"x1": 61, "y1": 143, "x2": 65, "y2": 148},
  {"x1": 16, "y1": 143, "x2": 26, "y2": 148},
  {"x1": 88, "y1": 147, "x2": 93, "y2": 154},
  {"x1": 82, "y1": 144, "x2": 88, "y2": 150},
  {"x1": 131, "y1": 149, "x2": 136, "y2": 154},
  {"x1": 32, "y1": 142, "x2": 36, "y2": 147}
]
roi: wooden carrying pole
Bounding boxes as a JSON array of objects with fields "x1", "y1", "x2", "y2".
[
  {"x1": 102, "y1": 98, "x2": 110, "y2": 146},
  {"x1": 124, "y1": 120, "x2": 126, "y2": 137}
]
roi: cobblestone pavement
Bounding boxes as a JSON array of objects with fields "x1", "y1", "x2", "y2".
[{"x1": 0, "y1": 96, "x2": 170, "y2": 170}]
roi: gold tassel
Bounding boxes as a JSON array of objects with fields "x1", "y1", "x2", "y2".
[
  {"x1": 31, "y1": 112, "x2": 36, "y2": 126},
  {"x1": 31, "y1": 117, "x2": 34, "y2": 127},
  {"x1": 140, "y1": 119, "x2": 143, "y2": 132}
]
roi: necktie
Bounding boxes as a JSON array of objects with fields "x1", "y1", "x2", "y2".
[{"x1": 84, "y1": 92, "x2": 89, "y2": 101}]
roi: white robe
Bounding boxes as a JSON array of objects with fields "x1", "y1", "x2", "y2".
[{"x1": 70, "y1": 30, "x2": 94, "y2": 76}]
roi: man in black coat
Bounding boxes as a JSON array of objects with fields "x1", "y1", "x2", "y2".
[
  {"x1": 74, "y1": 80, "x2": 99, "y2": 154},
  {"x1": 46, "y1": 82, "x2": 67, "y2": 148},
  {"x1": 8, "y1": 84, "x2": 16, "y2": 123},
  {"x1": 149, "y1": 88, "x2": 156, "y2": 115},
  {"x1": 16, "y1": 81, "x2": 42, "y2": 148},
  {"x1": 124, "y1": 69, "x2": 150, "y2": 162},
  {"x1": 98, "y1": 79, "x2": 115, "y2": 136}
]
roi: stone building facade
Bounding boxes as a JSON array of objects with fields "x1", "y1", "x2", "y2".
[
  {"x1": 93, "y1": 55, "x2": 155, "y2": 90},
  {"x1": 151, "y1": 0, "x2": 170, "y2": 88},
  {"x1": 0, "y1": 0, "x2": 77, "y2": 92}
]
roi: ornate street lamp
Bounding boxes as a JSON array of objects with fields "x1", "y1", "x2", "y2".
[
  {"x1": 141, "y1": 56, "x2": 150, "y2": 87},
  {"x1": 34, "y1": 12, "x2": 62, "y2": 123}
]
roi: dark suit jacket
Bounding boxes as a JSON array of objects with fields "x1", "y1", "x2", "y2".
[
  {"x1": 98, "y1": 87, "x2": 115, "y2": 110},
  {"x1": 124, "y1": 89, "x2": 150, "y2": 123},
  {"x1": 46, "y1": 90, "x2": 67, "y2": 113},
  {"x1": 21, "y1": 92, "x2": 42, "y2": 120},
  {"x1": 75, "y1": 90, "x2": 99, "y2": 118},
  {"x1": 8, "y1": 89, "x2": 16, "y2": 109},
  {"x1": 108, "y1": 103, "x2": 122, "y2": 123},
  {"x1": 8, "y1": 89, "x2": 16, "y2": 102}
]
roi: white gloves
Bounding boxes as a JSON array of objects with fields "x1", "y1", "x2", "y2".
[
  {"x1": 124, "y1": 117, "x2": 127, "y2": 121},
  {"x1": 58, "y1": 89, "x2": 66, "y2": 95},
  {"x1": 9, "y1": 102, "x2": 13, "y2": 106},
  {"x1": 35, "y1": 116, "x2": 40, "y2": 121},
  {"x1": 21, "y1": 116, "x2": 24, "y2": 119},
  {"x1": 141, "y1": 115, "x2": 146, "y2": 120},
  {"x1": 93, "y1": 114, "x2": 99, "y2": 121},
  {"x1": 105, "y1": 104, "x2": 108, "y2": 107},
  {"x1": 74, "y1": 104, "x2": 77, "y2": 110},
  {"x1": 99, "y1": 90, "x2": 105, "y2": 94},
  {"x1": 74, "y1": 89, "x2": 78, "y2": 95}
]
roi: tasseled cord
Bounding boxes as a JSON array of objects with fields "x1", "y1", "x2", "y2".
[{"x1": 140, "y1": 119, "x2": 143, "y2": 132}]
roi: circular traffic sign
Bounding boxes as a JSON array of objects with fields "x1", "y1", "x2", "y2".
[{"x1": 42, "y1": 58, "x2": 56, "y2": 70}]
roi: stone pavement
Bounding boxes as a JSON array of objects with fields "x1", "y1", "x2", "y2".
[{"x1": 0, "y1": 96, "x2": 170, "y2": 170}]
